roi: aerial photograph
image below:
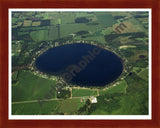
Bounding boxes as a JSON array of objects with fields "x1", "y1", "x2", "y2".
[{"x1": 11, "y1": 10, "x2": 149, "y2": 115}]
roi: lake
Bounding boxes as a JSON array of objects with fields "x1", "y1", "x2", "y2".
[{"x1": 35, "y1": 43, "x2": 123, "y2": 87}]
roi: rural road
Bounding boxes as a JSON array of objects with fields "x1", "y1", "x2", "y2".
[{"x1": 12, "y1": 95, "x2": 98, "y2": 104}]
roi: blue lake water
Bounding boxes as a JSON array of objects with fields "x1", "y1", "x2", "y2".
[{"x1": 35, "y1": 43, "x2": 123, "y2": 87}]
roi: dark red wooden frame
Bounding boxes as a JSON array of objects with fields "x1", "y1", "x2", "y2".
[{"x1": 0, "y1": 0, "x2": 160, "y2": 128}]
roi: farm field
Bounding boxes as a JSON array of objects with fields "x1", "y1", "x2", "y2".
[
  {"x1": 59, "y1": 98, "x2": 85, "y2": 114},
  {"x1": 12, "y1": 100, "x2": 60, "y2": 115},
  {"x1": 12, "y1": 70, "x2": 57, "y2": 102},
  {"x1": 30, "y1": 30, "x2": 49, "y2": 42},
  {"x1": 12, "y1": 97, "x2": 86, "y2": 115},
  {"x1": 72, "y1": 88, "x2": 97, "y2": 97}
]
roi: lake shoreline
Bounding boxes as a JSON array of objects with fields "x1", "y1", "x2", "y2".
[{"x1": 29, "y1": 40, "x2": 128, "y2": 89}]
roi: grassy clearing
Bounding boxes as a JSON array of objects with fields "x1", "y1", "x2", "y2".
[
  {"x1": 59, "y1": 98, "x2": 85, "y2": 114},
  {"x1": 12, "y1": 70, "x2": 57, "y2": 102},
  {"x1": 72, "y1": 88, "x2": 97, "y2": 97},
  {"x1": 138, "y1": 69, "x2": 148, "y2": 81},
  {"x1": 30, "y1": 30, "x2": 49, "y2": 42},
  {"x1": 18, "y1": 31, "x2": 29, "y2": 36},
  {"x1": 95, "y1": 13, "x2": 117, "y2": 27},
  {"x1": 128, "y1": 18, "x2": 147, "y2": 32},
  {"x1": 48, "y1": 26, "x2": 58, "y2": 40},
  {"x1": 12, "y1": 100, "x2": 60, "y2": 115},
  {"x1": 121, "y1": 21, "x2": 138, "y2": 33},
  {"x1": 45, "y1": 12, "x2": 75, "y2": 24},
  {"x1": 23, "y1": 20, "x2": 32, "y2": 27},
  {"x1": 12, "y1": 97, "x2": 85, "y2": 115},
  {"x1": 127, "y1": 50, "x2": 148, "y2": 63},
  {"x1": 60, "y1": 23, "x2": 101, "y2": 38},
  {"x1": 32, "y1": 21, "x2": 41, "y2": 26},
  {"x1": 102, "y1": 27, "x2": 113, "y2": 35},
  {"x1": 75, "y1": 12, "x2": 94, "y2": 18},
  {"x1": 20, "y1": 26, "x2": 49, "y2": 32},
  {"x1": 99, "y1": 80, "x2": 128, "y2": 95}
]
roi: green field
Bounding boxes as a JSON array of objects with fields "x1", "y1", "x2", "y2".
[
  {"x1": 12, "y1": 100, "x2": 60, "y2": 115},
  {"x1": 72, "y1": 88, "x2": 97, "y2": 97},
  {"x1": 99, "y1": 80, "x2": 128, "y2": 95},
  {"x1": 138, "y1": 69, "x2": 148, "y2": 81},
  {"x1": 60, "y1": 23, "x2": 102, "y2": 37},
  {"x1": 12, "y1": 70, "x2": 57, "y2": 102},
  {"x1": 29, "y1": 23, "x2": 103, "y2": 42},
  {"x1": 30, "y1": 30, "x2": 49, "y2": 42},
  {"x1": 95, "y1": 13, "x2": 117, "y2": 27},
  {"x1": 12, "y1": 97, "x2": 85, "y2": 115},
  {"x1": 59, "y1": 98, "x2": 85, "y2": 114},
  {"x1": 23, "y1": 20, "x2": 32, "y2": 27},
  {"x1": 48, "y1": 26, "x2": 58, "y2": 40}
]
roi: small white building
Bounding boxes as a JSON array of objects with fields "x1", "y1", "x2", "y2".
[{"x1": 89, "y1": 96, "x2": 97, "y2": 103}]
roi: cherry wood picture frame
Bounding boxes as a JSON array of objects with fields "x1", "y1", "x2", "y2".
[{"x1": 0, "y1": 0, "x2": 160, "y2": 128}]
